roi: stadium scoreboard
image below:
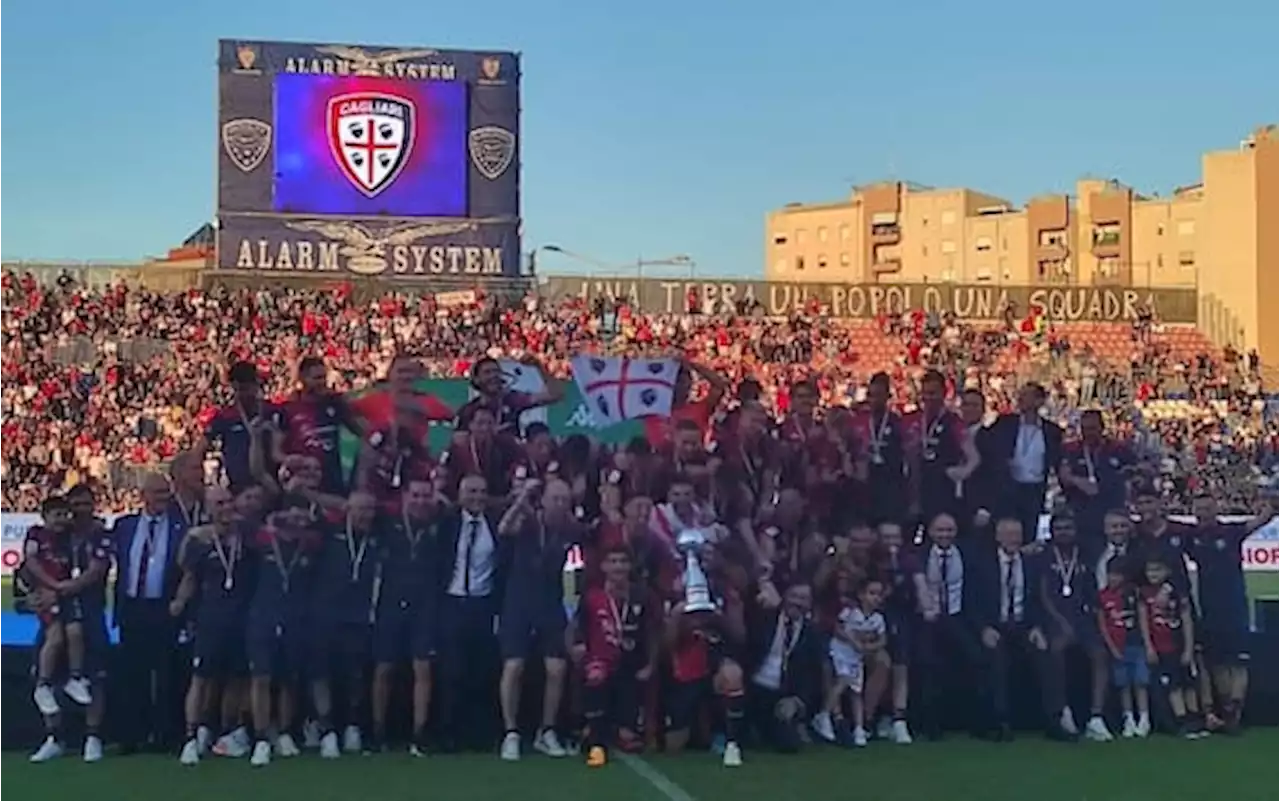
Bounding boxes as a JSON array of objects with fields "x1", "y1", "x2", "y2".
[{"x1": 215, "y1": 39, "x2": 521, "y2": 279}]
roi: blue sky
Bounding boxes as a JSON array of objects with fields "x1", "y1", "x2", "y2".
[{"x1": 1, "y1": 0, "x2": 1275, "y2": 276}]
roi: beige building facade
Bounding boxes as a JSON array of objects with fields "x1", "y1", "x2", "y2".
[{"x1": 765, "y1": 126, "x2": 1278, "y2": 370}]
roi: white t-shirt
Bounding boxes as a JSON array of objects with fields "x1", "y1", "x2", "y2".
[{"x1": 830, "y1": 605, "x2": 885, "y2": 667}]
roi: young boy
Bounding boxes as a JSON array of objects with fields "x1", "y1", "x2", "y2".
[
  {"x1": 572, "y1": 546, "x2": 656, "y2": 767},
  {"x1": 820, "y1": 577, "x2": 887, "y2": 747},
  {"x1": 1097, "y1": 556, "x2": 1150, "y2": 737},
  {"x1": 1137, "y1": 557, "x2": 1206, "y2": 738},
  {"x1": 22, "y1": 496, "x2": 94, "y2": 715}
]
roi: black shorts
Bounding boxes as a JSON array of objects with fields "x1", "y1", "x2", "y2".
[
  {"x1": 192, "y1": 613, "x2": 247, "y2": 679},
  {"x1": 885, "y1": 610, "x2": 912, "y2": 665},
  {"x1": 1155, "y1": 654, "x2": 1194, "y2": 690},
  {"x1": 373, "y1": 598, "x2": 437, "y2": 664},
  {"x1": 245, "y1": 616, "x2": 309, "y2": 681},
  {"x1": 1200, "y1": 624, "x2": 1251, "y2": 667},
  {"x1": 309, "y1": 619, "x2": 372, "y2": 680},
  {"x1": 665, "y1": 678, "x2": 711, "y2": 732},
  {"x1": 499, "y1": 595, "x2": 567, "y2": 661}
]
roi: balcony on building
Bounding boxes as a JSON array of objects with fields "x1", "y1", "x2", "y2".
[
  {"x1": 871, "y1": 259, "x2": 902, "y2": 277},
  {"x1": 1090, "y1": 225, "x2": 1122, "y2": 258},
  {"x1": 869, "y1": 212, "x2": 901, "y2": 245}
]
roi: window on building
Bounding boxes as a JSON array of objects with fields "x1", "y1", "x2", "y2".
[
  {"x1": 817, "y1": 254, "x2": 829, "y2": 269},
  {"x1": 940, "y1": 240, "x2": 957, "y2": 254},
  {"x1": 840, "y1": 252, "x2": 851, "y2": 266},
  {"x1": 1177, "y1": 220, "x2": 1196, "y2": 236},
  {"x1": 796, "y1": 229, "x2": 807, "y2": 245},
  {"x1": 773, "y1": 233, "x2": 788, "y2": 245},
  {"x1": 817, "y1": 227, "x2": 829, "y2": 242},
  {"x1": 795, "y1": 256, "x2": 805, "y2": 271},
  {"x1": 1039, "y1": 229, "x2": 1067, "y2": 248},
  {"x1": 1097, "y1": 256, "x2": 1121, "y2": 277},
  {"x1": 1178, "y1": 250, "x2": 1196, "y2": 267},
  {"x1": 1156, "y1": 223, "x2": 1165, "y2": 236},
  {"x1": 839, "y1": 225, "x2": 850, "y2": 241},
  {"x1": 922, "y1": 245, "x2": 928, "y2": 256},
  {"x1": 975, "y1": 269, "x2": 993, "y2": 282},
  {"x1": 941, "y1": 268, "x2": 956, "y2": 282},
  {"x1": 1092, "y1": 223, "x2": 1121, "y2": 247},
  {"x1": 774, "y1": 259, "x2": 787, "y2": 273},
  {"x1": 975, "y1": 236, "x2": 993, "y2": 252},
  {"x1": 941, "y1": 210, "x2": 957, "y2": 225}
]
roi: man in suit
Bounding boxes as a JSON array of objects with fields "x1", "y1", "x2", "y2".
[
  {"x1": 988, "y1": 383, "x2": 1063, "y2": 544},
  {"x1": 112, "y1": 472, "x2": 188, "y2": 753},
  {"x1": 745, "y1": 579, "x2": 824, "y2": 753},
  {"x1": 958, "y1": 388, "x2": 997, "y2": 540},
  {"x1": 968, "y1": 517, "x2": 1048, "y2": 740},
  {"x1": 915, "y1": 513, "x2": 983, "y2": 739},
  {"x1": 436, "y1": 473, "x2": 511, "y2": 752}
]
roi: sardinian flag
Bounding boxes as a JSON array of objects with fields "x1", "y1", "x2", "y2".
[{"x1": 570, "y1": 355, "x2": 678, "y2": 428}]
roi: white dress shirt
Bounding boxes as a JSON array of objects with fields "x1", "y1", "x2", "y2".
[
  {"x1": 927, "y1": 545, "x2": 964, "y2": 616},
  {"x1": 448, "y1": 511, "x2": 496, "y2": 598},
  {"x1": 1010, "y1": 419, "x2": 1046, "y2": 483},
  {"x1": 998, "y1": 550, "x2": 1025, "y2": 624},
  {"x1": 752, "y1": 613, "x2": 797, "y2": 691},
  {"x1": 127, "y1": 511, "x2": 170, "y2": 600}
]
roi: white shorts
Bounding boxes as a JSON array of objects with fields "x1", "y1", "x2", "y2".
[{"x1": 831, "y1": 655, "x2": 865, "y2": 693}]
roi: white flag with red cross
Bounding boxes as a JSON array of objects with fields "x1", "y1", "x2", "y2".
[{"x1": 570, "y1": 355, "x2": 679, "y2": 427}]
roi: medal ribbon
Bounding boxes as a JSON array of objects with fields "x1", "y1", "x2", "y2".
[{"x1": 346, "y1": 516, "x2": 371, "y2": 583}]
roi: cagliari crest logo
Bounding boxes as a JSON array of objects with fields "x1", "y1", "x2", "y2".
[
  {"x1": 327, "y1": 92, "x2": 415, "y2": 197},
  {"x1": 468, "y1": 126, "x2": 516, "y2": 181}
]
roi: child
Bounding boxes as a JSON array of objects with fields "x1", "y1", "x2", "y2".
[
  {"x1": 819, "y1": 578, "x2": 887, "y2": 747},
  {"x1": 1137, "y1": 557, "x2": 1206, "y2": 739},
  {"x1": 1096, "y1": 556, "x2": 1151, "y2": 737},
  {"x1": 22, "y1": 496, "x2": 93, "y2": 715}
]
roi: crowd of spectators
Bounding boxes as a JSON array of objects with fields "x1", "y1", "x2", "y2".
[{"x1": 2, "y1": 269, "x2": 1275, "y2": 515}]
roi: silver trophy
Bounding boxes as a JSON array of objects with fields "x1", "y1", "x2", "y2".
[{"x1": 677, "y1": 528, "x2": 717, "y2": 613}]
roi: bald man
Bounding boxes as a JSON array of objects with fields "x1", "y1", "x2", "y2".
[
  {"x1": 177, "y1": 486, "x2": 252, "y2": 765},
  {"x1": 494, "y1": 479, "x2": 580, "y2": 760},
  {"x1": 112, "y1": 472, "x2": 188, "y2": 753}
]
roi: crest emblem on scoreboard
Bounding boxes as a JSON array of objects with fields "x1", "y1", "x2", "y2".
[
  {"x1": 468, "y1": 125, "x2": 516, "y2": 181},
  {"x1": 327, "y1": 92, "x2": 416, "y2": 198},
  {"x1": 221, "y1": 118, "x2": 272, "y2": 173}
]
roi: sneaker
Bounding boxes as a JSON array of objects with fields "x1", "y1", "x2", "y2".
[
  {"x1": 500, "y1": 731, "x2": 521, "y2": 761},
  {"x1": 64, "y1": 677, "x2": 93, "y2": 706},
  {"x1": 303, "y1": 719, "x2": 321, "y2": 749},
  {"x1": 534, "y1": 728, "x2": 567, "y2": 758},
  {"x1": 179, "y1": 738, "x2": 201, "y2": 766},
  {"x1": 1084, "y1": 716, "x2": 1113, "y2": 742},
  {"x1": 1136, "y1": 713, "x2": 1151, "y2": 738},
  {"x1": 409, "y1": 742, "x2": 427, "y2": 758},
  {"x1": 811, "y1": 711, "x2": 836, "y2": 743},
  {"x1": 1059, "y1": 707, "x2": 1079, "y2": 736},
  {"x1": 213, "y1": 728, "x2": 250, "y2": 758},
  {"x1": 1120, "y1": 714, "x2": 1139, "y2": 738},
  {"x1": 276, "y1": 733, "x2": 301, "y2": 758},
  {"x1": 196, "y1": 725, "x2": 212, "y2": 754},
  {"x1": 875, "y1": 717, "x2": 894, "y2": 740},
  {"x1": 33, "y1": 684, "x2": 60, "y2": 716},
  {"x1": 29, "y1": 736, "x2": 64, "y2": 763},
  {"x1": 82, "y1": 735, "x2": 103, "y2": 763},
  {"x1": 250, "y1": 740, "x2": 272, "y2": 766},
  {"x1": 852, "y1": 727, "x2": 869, "y2": 748},
  {"x1": 891, "y1": 719, "x2": 913, "y2": 745},
  {"x1": 342, "y1": 725, "x2": 362, "y2": 754},
  {"x1": 319, "y1": 731, "x2": 341, "y2": 759},
  {"x1": 722, "y1": 741, "x2": 743, "y2": 767},
  {"x1": 586, "y1": 745, "x2": 607, "y2": 767}
]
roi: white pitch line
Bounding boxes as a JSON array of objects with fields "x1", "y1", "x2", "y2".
[{"x1": 617, "y1": 752, "x2": 700, "y2": 801}]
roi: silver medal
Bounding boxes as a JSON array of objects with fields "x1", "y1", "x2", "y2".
[
  {"x1": 223, "y1": 576, "x2": 234, "y2": 591},
  {"x1": 1061, "y1": 584, "x2": 1072, "y2": 597}
]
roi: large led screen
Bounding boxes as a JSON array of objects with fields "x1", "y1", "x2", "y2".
[{"x1": 273, "y1": 74, "x2": 467, "y2": 217}]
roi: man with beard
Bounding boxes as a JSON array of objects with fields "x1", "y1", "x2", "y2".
[
  {"x1": 1035, "y1": 514, "x2": 1112, "y2": 742},
  {"x1": 957, "y1": 388, "x2": 996, "y2": 537},
  {"x1": 356, "y1": 356, "x2": 442, "y2": 504},
  {"x1": 456, "y1": 356, "x2": 561, "y2": 436},
  {"x1": 371, "y1": 479, "x2": 444, "y2": 755},
  {"x1": 1187, "y1": 491, "x2": 1273, "y2": 733},
  {"x1": 1058, "y1": 410, "x2": 1136, "y2": 548},
  {"x1": 852, "y1": 372, "x2": 908, "y2": 527},
  {"x1": 26, "y1": 488, "x2": 113, "y2": 764},
  {"x1": 176, "y1": 486, "x2": 253, "y2": 765},
  {"x1": 441, "y1": 406, "x2": 523, "y2": 501},
  {"x1": 309, "y1": 492, "x2": 380, "y2": 758},
  {"x1": 495, "y1": 479, "x2": 582, "y2": 760},
  {"x1": 746, "y1": 580, "x2": 823, "y2": 753},
  {"x1": 573, "y1": 546, "x2": 658, "y2": 765},
  {"x1": 202, "y1": 361, "x2": 281, "y2": 493},
  {"x1": 904, "y1": 371, "x2": 980, "y2": 534},
  {"x1": 246, "y1": 494, "x2": 321, "y2": 766},
  {"x1": 663, "y1": 541, "x2": 749, "y2": 767},
  {"x1": 274, "y1": 356, "x2": 360, "y2": 496},
  {"x1": 988, "y1": 383, "x2": 1063, "y2": 544}
]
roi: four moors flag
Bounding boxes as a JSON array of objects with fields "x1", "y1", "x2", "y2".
[{"x1": 570, "y1": 355, "x2": 679, "y2": 428}]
